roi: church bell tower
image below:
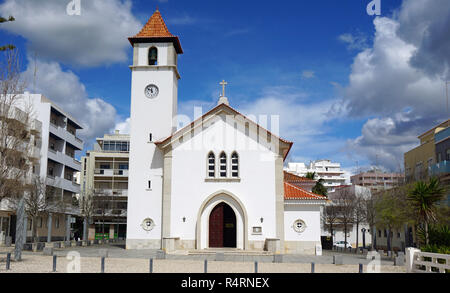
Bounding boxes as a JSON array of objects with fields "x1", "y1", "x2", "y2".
[{"x1": 126, "y1": 9, "x2": 183, "y2": 249}]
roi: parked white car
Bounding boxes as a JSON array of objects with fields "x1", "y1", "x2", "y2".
[{"x1": 334, "y1": 241, "x2": 352, "y2": 249}]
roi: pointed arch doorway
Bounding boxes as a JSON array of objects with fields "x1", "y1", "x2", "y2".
[{"x1": 209, "y1": 202, "x2": 237, "y2": 248}]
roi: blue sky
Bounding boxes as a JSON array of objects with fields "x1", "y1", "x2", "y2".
[{"x1": 1, "y1": 0, "x2": 449, "y2": 177}]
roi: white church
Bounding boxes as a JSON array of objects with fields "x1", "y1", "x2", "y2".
[{"x1": 126, "y1": 10, "x2": 327, "y2": 255}]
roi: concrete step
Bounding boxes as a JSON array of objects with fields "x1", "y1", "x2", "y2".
[{"x1": 179, "y1": 249, "x2": 273, "y2": 256}]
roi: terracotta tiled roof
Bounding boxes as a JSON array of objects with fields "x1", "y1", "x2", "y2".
[
  {"x1": 133, "y1": 9, "x2": 174, "y2": 38},
  {"x1": 284, "y1": 182, "x2": 327, "y2": 200},
  {"x1": 128, "y1": 9, "x2": 183, "y2": 54},
  {"x1": 284, "y1": 171, "x2": 315, "y2": 183}
]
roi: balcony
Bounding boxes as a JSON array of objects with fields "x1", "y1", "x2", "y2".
[
  {"x1": 49, "y1": 122, "x2": 83, "y2": 150},
  {"x1": 430, "y1": 161, "x2": 450, "y2": 176},
  {"x1": 94, "y1": 169, "x2": 129, "y2": 177},
  {"x1": 94, "y1": 189, "x2": 128, "y2": 197},
  {"x1": 46, "y1": 176, "x2": 80, "y2": 194}
]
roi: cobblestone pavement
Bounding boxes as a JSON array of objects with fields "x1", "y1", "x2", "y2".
[
  {"x1": 0, "y1": 255, "x2": 405, "y2": 273},
  {"x1": 0, "y1": 242, "x2": 403, "y2": 273}
]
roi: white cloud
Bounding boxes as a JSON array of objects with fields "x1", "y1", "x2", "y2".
[
  {"x1": 338, "y1": 32, "x2": 368, "y2": 51},
  {"x1": 301, "y1": 70, "x2": 315, "y2": 79},
  {"x1": 22, "y1": 57, "x2": 117, "y2": 143},
  {"x1": 340, "y1": 1, "x2": 450, "y2": 171},
  {"x1": 0, "y1": 0, "x2": 142, "y2": 67}
]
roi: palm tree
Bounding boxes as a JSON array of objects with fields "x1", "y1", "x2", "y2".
[
  {"x1": 305, "y1": 172, "x2": 316, "y2": 180},
  {"x1": 407, "y1": 177, "x2": 445, "y2": 245}
]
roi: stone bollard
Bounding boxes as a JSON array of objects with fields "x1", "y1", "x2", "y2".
[
  {"x1": 333, "y1": 255, "x2": 343, "y2": 265},
  {"x1": 5, "y1": 236, "x2": 12, "y2": 247},
  {"x1": 215, "y1": 252, "x2": 224, "y2": 261},
  {"x1": 394, "y1": 254, "x2": 405, "y2": 266},
  {"x1": 99, "y1": 249, "x2": 109, "y2": 258},
  {"x1": 101, "y1": 257, "x2": 105, "y2": 273},
  {"x1": 52, "y1": 255, "x2": 57, "y2": 272},
  {"x1": 43, "y1": 247, "x2": 53, "y2": 256},
  {"x1": 6, "y1": 252, "x2": 11, "y2": 270},
  {"x1": 273, "y1": 254, "x2": 283, "y2": 263}
]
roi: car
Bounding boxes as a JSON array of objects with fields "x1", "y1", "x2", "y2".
[{"x1": 334, "y1": 241, "x2": 352, "y2": 249}]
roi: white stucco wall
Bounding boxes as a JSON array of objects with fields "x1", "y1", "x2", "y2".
[
  {"x1": 168, "y1": 113, "x2": 280, "y2": 249},
  {"x1": 284, "y1": 204, "x2": 321, "y2": 242},
  {"x1": 126, "y1": 42, "x2": 178, "y2": 246}
]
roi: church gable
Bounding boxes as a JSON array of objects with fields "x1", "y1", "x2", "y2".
[{"x1": 155, "y1": 103, "x2": 293, "y2": 159}]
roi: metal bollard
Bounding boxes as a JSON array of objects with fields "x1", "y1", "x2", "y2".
[
  {"x1": 101, "y1": 256, "x2": 105, "y2": 273},
  {"x1": 311, "y1": 262, "x2": 315, "y2": 273},
  {"x1": 255, "y1": 261, "x2": 258, "y2": 273},
  {"x1": 359, "y1": 263, "x2": 363, "y2": 273},
  {"x1": 52, "y1": 255, "x2": 57, "y2": 272},
  {"x1": 6, "y1": 253, "x2": 11, "y2": 270},
  {"x1": 204, "y1": 259, "x2": 207, "y2": 273},
  {"x1": 149, "y1": 258, "x2": 153, "y2": 273}
]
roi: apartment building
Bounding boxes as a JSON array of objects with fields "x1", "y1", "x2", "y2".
[
  {"x1": 0, "y1": 93, "x2": 83, "y2": 243},
  {"x1": 80, "y1": 131, "x2": 129, "y2": 240},
  {"x1": 404, "y1": 119, "x2": 450, "y2": 182},
  {"x1": 350, "y1": 169, "x2": 404, "y2": 192},
  {"x1": 286, "y1": 160, "x2": 346, "y2": 192}
]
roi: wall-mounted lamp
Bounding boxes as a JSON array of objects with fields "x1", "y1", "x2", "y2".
[
  {"x1": 260, "y1": 217, "x2": 264, "y2": 223},
  {"x1": 182, "y1": 217, "x2": 186, "y2": 223}
]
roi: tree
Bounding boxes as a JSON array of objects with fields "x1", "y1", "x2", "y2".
[
  {"x1": 0, "y1": 49, "x2": 32, "y2": 203},
  {"x1": 407, "y1": 177, "x2": 446, "y2": 245},
  {"x1": 80, "y1": 187, "x2": 95, "y2": 240},
  {"x1": 305, "y1": 172, "x2": 328, "y2": 196},
  {"x1": 335, "y1": 188, "x2": 356, "y2": 250},
  {"x1": 9, "y1": 176, "x2": 63, "y2": 243},
  {"x1": 375, "y1": 186, "x2": 412, "y2": 253},
  {"x1": 322, "y1": 203, "x2": 339, "y2": 239},
  {"x1": 363, "y1": 194, "x2": 378, "y2": 250},
  {"x1": 0, "y1": 15, "x2": 15, "y2": 51},
  {"x1": 353, "y1": 194, "x2": 367, "y2": 251},
  {"x1": 312, "y1": 178, "x2": 328, "y2": 197}
]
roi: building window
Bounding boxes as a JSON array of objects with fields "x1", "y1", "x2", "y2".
[
  {"x1": 148, "y1": 47, "x2": 158, "y2": 65},
  {"x1": 219, "y1": 152, "x2": 227, "y2": 177},
  {"x1": 207, "y1": 152, "x2": 215, "y2": 178},
  {"x1": 231, "y1": 152, "x2": 239, "y2": 178},
  {"x1": 100, "y1": 164, "x2": 110, "y2": 170},
  {"x1": 378, "y1": 230, "x2": 381, "y2": 237},
  {"x1": 447, "y1": 149, "x2": 450, "y2": 161},
  {"x1": 55, "y1": 217, "x2": 60, "y2": 229}
]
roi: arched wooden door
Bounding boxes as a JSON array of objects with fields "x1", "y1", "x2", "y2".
[{"x1": 209, "y1": 202, "x2": 237, "y2": 248}]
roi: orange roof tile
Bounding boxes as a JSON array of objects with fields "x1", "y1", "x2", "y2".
[
  {"x1": 133, "y1": 9, "x2": 174, "y2": 38},
  {"x1": 284, "y1": 171, "x2": 315, "y2": 183},
  {"x1": 128, "y1": 9, "x2": 183, "y2": 54},
  {"x1": 284, "y1": 182, "x2": 327, "y2": 200}
]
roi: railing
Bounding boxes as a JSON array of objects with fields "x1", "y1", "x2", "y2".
[{"x1": 406, "y1": 248, "x2": 450, "y2": 273}]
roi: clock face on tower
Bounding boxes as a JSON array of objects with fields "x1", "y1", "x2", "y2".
[{"x1": 145, "y1": 84, "x2": 159, "y2": 99}]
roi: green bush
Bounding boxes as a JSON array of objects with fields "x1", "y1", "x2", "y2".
[
  {"x1": 421, "y1": 244, "x2": 450, "y2": 254},
  {"x1": 417, "y1": 224, "x2": 450, "y2": 247}
]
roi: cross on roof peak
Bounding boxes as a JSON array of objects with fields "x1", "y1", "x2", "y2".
[{"x1": 219, "y1": 80, "x2": 228, "y2": 97}]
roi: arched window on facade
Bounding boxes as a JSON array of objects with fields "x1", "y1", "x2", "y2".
[
  {"x1": 219, "y1": 152, "x2": 227, "y2": 177},
  {"x1": 207, "y1": 152, "x2": 215, "y2": 178},
  {"x1": 148, "y1": 47, "x2": 158, "y2": 65},
  {"x1": 231, "y1": 152, "x2": 239, "y2": 178}
]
